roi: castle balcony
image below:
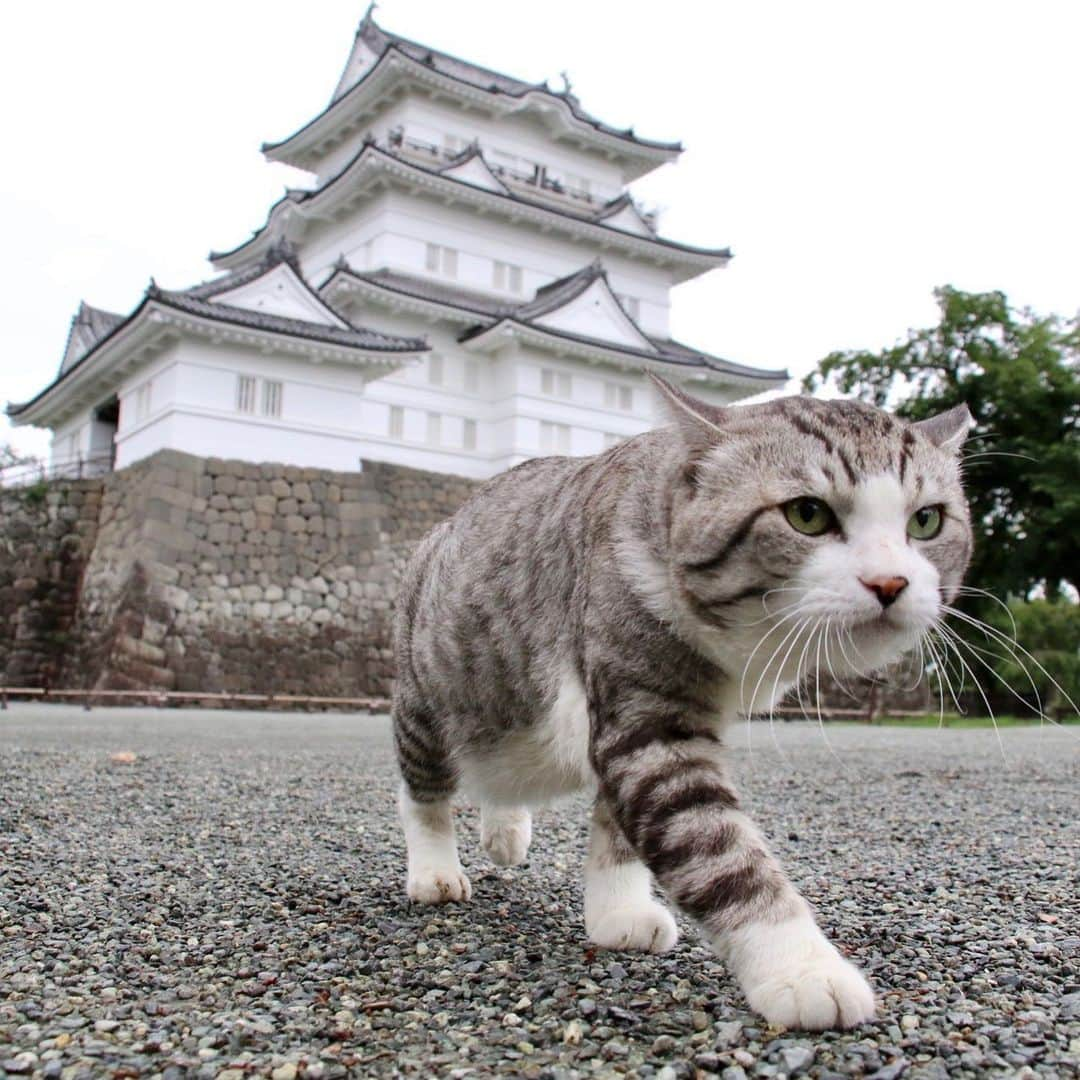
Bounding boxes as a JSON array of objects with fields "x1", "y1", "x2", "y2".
[{"x1": 384, "y1": 127, "x2": 650, "y2": 224}]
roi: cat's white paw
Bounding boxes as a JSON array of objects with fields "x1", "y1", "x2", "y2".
[
  {"x1": 743, "y1": 949, "x2": 875, "y2": 1030},
  {"x1": 406, "y1": 867, "x2": 473, "y2": 904},
  {"x1": 480, "y1": 807, "x2": 533, "y2": 867},
  {"x1": 587, "y1": 900, "x2": 679, "y2": 954},
  {"x1": 726, "y1": 915, "x2": 875, "y2": 1030}
]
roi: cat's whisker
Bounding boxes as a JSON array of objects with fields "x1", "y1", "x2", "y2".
[
  {"x1": 738, "y1": 608, "x2": 808, "y2": 715},
  {"x1": 930, "y1": 627, "x2": 1007, "y2": 762},
  {"x1": 960, "y1": 450, "x2": 1039, "y2": 464},
  {"x1": 765, "y1": 617, "x2": 817, "y2": 757},
  {"x1": 815, "y1": 620, "x2": 853, "y2": 774},
  {"x1": 940, "y1": 607, "x2": 1080, "y2": 738},
  {"x1": 922, "y1": 631, "x2": 965, "y2": 720},
  {"x1": 935, "y1": 620, "x2": 1048, "y2": 722},
  {"x1": 920, "y1": 630, "x2": 947, "y2": 726},
  {"x1": 899, "y1": 635, "x2": 927, "y2": 693},
  {"x1": 790, "y1": 617, "x2": 821, "y2": 722},
  {"x1": 943, "y1": 604, "x2": 1080, "y2": 718},
  {"x1": 942, "y1": 586, "x2": 1020, "y2": 639},
  {"x1": 743, "y1": 615, "x2": 810, "y2": 731}
]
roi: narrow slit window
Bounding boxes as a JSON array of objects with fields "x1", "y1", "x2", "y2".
[
  {"x1": 426, "y1": 244, "x2": 458, "y2": 278},
  {"x1": 429, "y1": 354, "x2": 444, "y2": 386},
  {"x1": 540, "y1": 421, "x2": 571, "y2": 453},
  {"x1": 463, "y1": 418, "x2": 477, "y2": 450},
  {"x1": 236, "y1": 375, "x2": 257, "y2": 414},
  {"x1": 135, "y1": 381, "x2": 153, "y2": 423},
  {"x1": 389, "y1": 405, "x2": 404, "y2": 439},
  {"x1": 261, "y1": 380, "x2": 283, "y2": 418},
  {"x1": 464, "y1": 358, "x2": 480, "y2": 393},
  {"x1": 605, "y1": 382, "x2": 634, "y2": 412},
  {"x1": 541, "y1": 369, "x2": 572, "y2": 398},
  {"x1": 427, "y1": 412, "x2": 442, "y2": 445}
]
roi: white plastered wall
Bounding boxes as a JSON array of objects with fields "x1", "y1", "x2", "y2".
[
  {"x1": 300, "y1": 191, "x2": 675, "y2": 338},
  {"x1": 314, "y1": 96, "x2": 630, "y2": 197}
]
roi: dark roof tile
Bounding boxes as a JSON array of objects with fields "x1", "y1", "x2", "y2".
[{"x1": 327, "y1": 265, "x2": 787, "y2": 382}]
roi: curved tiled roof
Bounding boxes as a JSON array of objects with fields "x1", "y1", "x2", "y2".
[
  {"x1": 60, "y1": 302, "x2": 126, "y2": 374},
  {"x1": 323, "y1": 264, "x2": 788, "y2": 384},
  {"x1": 265, "y1": 12, "x2": 681, "y2": 162},
  {"x1": 210, "y1": 144, "x2": 730, "y2": 270},
  {"x1": 8, "y1": 262, "x2": 427, "y2": 424},
  {"x1": 148, "y1": 286, "x2": 426, "y2": 353}
]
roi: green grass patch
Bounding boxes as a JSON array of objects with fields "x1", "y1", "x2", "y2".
[{"x1": 847, "y1": 713, "x2": 1078, "y2": 728}]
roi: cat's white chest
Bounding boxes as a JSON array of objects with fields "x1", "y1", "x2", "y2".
[{"x1": 458, "y1": 665, "x2": 594, "y2": 807}]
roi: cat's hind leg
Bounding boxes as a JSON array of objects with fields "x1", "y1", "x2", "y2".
[
  {"x1": 394, "y1": 709, "x2": 470, "y2": 904},
  {"x1": 480, "y1": 805, "x2": 532, "y2": 866},
  {"x1": 584, "y1": 797, "x2": 678, "y2": 953}
]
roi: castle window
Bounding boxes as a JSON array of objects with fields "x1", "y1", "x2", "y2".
[
  {"x1": 236, "y1": 375, "x2": 257, "y2": 414},
  {"x1": 261, "y1": 380, "x2": 283, "y2": 418},
  {"x1": 135, "y1": 380, "x2": 153, "y2": 423},
  {"x1": 464, "y1": 358, "x2": 480, "y2": 393},
  {"x1": 463, "y1": 418, "x2": 477, "y2": 450},
  {"x1": 426, "y1": 412, "x2": 442, "y2": 445},
  {"x1": 540, "y1": 421, "x2": 571, "y2": 453},
  {"x1": 493, "y1": 261, "x2": 523, "y2": 294},
  {"x1": 389, "y1": 405, "x2": 404, "y2": 439},
  {"x1": 541, "y1": 368, "x2": 572, "y2": 399},
  {"x1": 604, "y1": 382, "x2": 634, "y2": 412},
  {"x1": 428, "y1": 354, "x2": 444, "y2": 386},
  {"x1": 425, "y1": 243, "x2": 458, "y2": 278}
]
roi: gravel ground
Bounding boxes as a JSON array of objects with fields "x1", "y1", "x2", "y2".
[{"x1": 1, "y1": 705, "x2": 1077, "y2": 1080}]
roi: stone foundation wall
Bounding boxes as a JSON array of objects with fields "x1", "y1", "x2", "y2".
[
  {"x1": 66, "y1": 450, "x2": 477, "y2": 697},
  {"x1": 0, "y1": 479, "x2": 103, "y2": 687}
]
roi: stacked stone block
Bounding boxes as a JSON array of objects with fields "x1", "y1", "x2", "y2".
[
  {"x1": 54, "y1": 450, "x2": 476, "y2": 697},
  {"x1": 0, "y1": 479, "x2": 102, "y2": 687}
]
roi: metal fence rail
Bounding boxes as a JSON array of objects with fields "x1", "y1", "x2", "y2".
[
  {"x1": 0, "y1": 685, "x2": 925, "y2": 720},
  {"x1": 0, "y1": 686, "x2": 392, "y2": 712},
  {"x1": 0, "y1": 452, "x2": 114, "y2": 488}
]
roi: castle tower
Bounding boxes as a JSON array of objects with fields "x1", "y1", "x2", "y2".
[{"x1": 10, "y1": 10, "x2": 786, "y2": 479}]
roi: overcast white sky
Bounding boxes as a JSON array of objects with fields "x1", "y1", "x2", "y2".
[{"x1": 2, "y1": 0, "x2": 1077, "y2": 457}]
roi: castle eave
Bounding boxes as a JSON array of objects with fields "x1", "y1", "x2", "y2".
[
  {"x1": 212, "y1": 145, "x2": 730, "y2": 280},
  {"x1": 264, "y1": 41, "x2": 681, "y2": 178}
]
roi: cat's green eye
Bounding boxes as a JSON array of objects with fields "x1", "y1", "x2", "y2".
[
  {"x1": 783, "y1": 498, "x2": 836, "y2": 536},
  {"x1": 908, "y1": 505, "x2": 944, "y2": 540}
]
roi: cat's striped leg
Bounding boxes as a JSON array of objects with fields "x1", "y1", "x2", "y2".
[
  {"x1": 480, "y1": 805, "x2": 533, "y2": 866},
  {"x1": 394, "y1": 707, "x2": 471, "y2": 904},
  {"x1": 593, "y1": 724, "x2": 875, "y2": 1030},
  {"x1": 584, "y1": 797, "x2": 678, "y2": 953}
]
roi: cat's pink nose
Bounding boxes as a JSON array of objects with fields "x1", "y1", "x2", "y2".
[{"x1": 860, "y1": 575, "x2": 909, "y2": 608}]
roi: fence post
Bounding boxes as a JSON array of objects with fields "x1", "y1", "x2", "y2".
[{"x1": 865, "y1": 683, "x2": 881, "y2": 724}]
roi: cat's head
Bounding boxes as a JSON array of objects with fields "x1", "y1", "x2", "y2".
[{"x1": 648, "y1": 375, "x2": 974, "y2": 685}]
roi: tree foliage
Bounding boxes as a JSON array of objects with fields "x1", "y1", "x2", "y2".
[
  {"x1": 984, "y1": 599, "x2": 1080, "y2": 718},
  {"x1": 806, "y1": 286, "x2": 1080, "y2": 601}
]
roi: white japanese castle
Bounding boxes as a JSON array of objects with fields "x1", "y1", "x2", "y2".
[{"x1": 10, "y1": 9, "x2": 787, "y2": 480}]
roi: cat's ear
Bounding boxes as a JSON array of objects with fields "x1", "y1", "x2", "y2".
[
  {"x1": 648, "y1": 373, "x2": 728, "y2": 451},
  {"x1": 911, "y1": 404, "x2": 974, "y2": 453}
]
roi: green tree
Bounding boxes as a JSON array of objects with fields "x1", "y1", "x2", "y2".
[
  {"x1": 806, "y1": 286, "x2": 1080, "y2": 601},
  {"x1": 985, "y1": 599, "x2": 1080, "y2": 718}
]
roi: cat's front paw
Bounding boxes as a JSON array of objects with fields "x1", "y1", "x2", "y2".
[
  {"x1": 726, "y1": 915, "x2": 875, "y2": 1030},
  {"x1": 587, "y1": 900, "x2": 679, "y2": 954},
  {"x1": 744, "y1": 950, "x2": 875, "y2": 1030},
  {"x1": 406, "y1": 866, "x2": 473, "y2": 904},
  {"x1": 481, "y1": 807, "x2": 532, "y2": 866}
]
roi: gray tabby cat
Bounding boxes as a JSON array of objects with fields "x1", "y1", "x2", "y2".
[{"x1": 392, "y1": 375, "x2": 973, "y2": 1030}]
